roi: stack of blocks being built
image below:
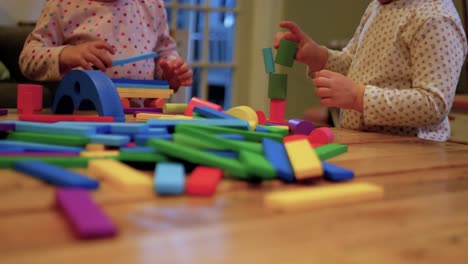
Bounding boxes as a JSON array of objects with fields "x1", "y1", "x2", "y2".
[{"x1": 0, "y1": 45, "x2": 383, "y2": 240}]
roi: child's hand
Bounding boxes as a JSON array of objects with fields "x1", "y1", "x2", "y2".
[
  {"x1": 160, "y1": 58, "x2": 193, "y2": 92},
  {"x1": 275, "y1": 21, "x2": 328, "y2": 72},
  {"x1": 59, "y1": 40, "x2": 115, "y2": 73},
  {"x1": 313, "y1": 70, "x2": 365, "y2": 112}
]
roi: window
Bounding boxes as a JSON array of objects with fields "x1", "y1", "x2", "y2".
[{"x1": 164, "y1": 0, "x2": 238, "y2": 109}]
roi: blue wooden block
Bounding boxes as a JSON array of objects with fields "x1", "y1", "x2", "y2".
[
  {"x1": 255, "y1": 126, "x2": 271, "y2": 133},
  {"x1": 262, "y1": 48, "x2": 276, "y2": 73},
  {"x1": 193, "y1": 106, "x2": 237, "y2": 120},
  {"x1": 262, "y1": 138, "x2": 295, "y2": 182},
  {"x1": 0, "y1": 147, "x2": 25, "y2": 153},
  {"x1": 54, "y1": 122, "x2": 112, "y2": 134},
  {"x1": 13, "y1": 161, "x2": 99, "y2": 189},
  {"x1": 112, "y1": 78, "x2": 169, "y2": 86},
  {"x1": 147, "y1": 119, "x2": 250, "y2": 130},
  {"x1": 0, "y1": 140, "x2": 83, "y2": 153},
  {"x1": 14, "y1": 121, "x2": 97, "y2": 136},
  {"x1": 134, "y1": 134, "x2": 173, "y2": 146},
  {"x1": 216, "y1": 134, "x2": 245, "y2": 141},
  {"x1": 120, "y1": 147, "x2": 156, "y2": 153},
  {"x1": 154, "y1": 162, "x2": 185, "y2": 195},
  {"x1": 108, "y1": 123, "x2": 149, "y2": 135},
  {"x1": 112, "y1": 51, "x2": 158, "y2": 67},
  {"x1": 148, "y1": 128, "x2": 169, "y2": 135},
  {"x1": 205, "y1": 150, "x2": 239, "y2": 159},
  {"x1": 113, "y1": 83, "x2": 170, "y2": 89},
  {"x1": 88, "y1": 134, "x2": 130, "y2": 147},
  {"x1": 52, "y1": 70, "x2": 125, "y2": 122},
  {"x1": 322, "y1": 162, "x2": 355, "y2": 182}
]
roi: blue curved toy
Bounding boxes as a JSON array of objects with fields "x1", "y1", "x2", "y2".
[{"x1": 52, "y1": 70, "x2": 125, "y2": 122}]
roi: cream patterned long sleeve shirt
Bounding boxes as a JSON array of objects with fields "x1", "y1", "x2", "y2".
[{"x1": 310, "y1": 0, "x2": 467, "y2": 141}]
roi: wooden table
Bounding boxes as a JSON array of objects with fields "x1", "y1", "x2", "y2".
[{"x1": 1, "y1": 112, "x2": 468, "y2": 264}]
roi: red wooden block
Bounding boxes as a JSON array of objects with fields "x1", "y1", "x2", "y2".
[
  {"x1": 269, "y1": 99, "x2": 285, "y2": 122},
  {"x1": 184, "y1": 97, "x2": 222, "y2": 116},
  {"x1": 308, "y1": 127, "x2": 334, "y2": 147},
  {"x1": 120, "y1": 98, "x2": 130, "y2": 109},
  {"x1": 19, "y1": 114, "x2": 115, "y2": 123},
  {"x1": 186, "y1": 166, "x2": 223, "y2": 196},
  {"x1": 18, "y1": 84, "x2": 43, "y2": 113},
  {"x1": 255, "y1": 110, "x2": 267, "y2": 125},
  {"x1": 283, "y1": 135, "x2": 308, "y2": 143},
  {"x1": 144, "y1": 98, "x2": 167, "y2": 108}
]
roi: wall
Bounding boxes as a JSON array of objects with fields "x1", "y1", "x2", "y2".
[{"x1": 0, "y1": 0, "x2": 45, "y2": 25}]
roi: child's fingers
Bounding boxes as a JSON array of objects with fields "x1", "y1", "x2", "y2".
[
  {"x1": 274, "y1": 32, "x2": 299, "y2": 48},
  {"x1": 315, "y1": 87, "x2": 333, "y2": 98},
  {"x1": 174, "y1": 63, "x2": 190, "y2": 75},
  {"x1": 319, "y1": 98, "x2": 334, "y2": 107},
  {"x1": 94, "y1": 40, "x2": 115, "y2": 55},
  {"x1": 313, "y1": 77, "x2": 332, "y2": 88},
  {"x1": 279, "y1": 21, "x2": 305, "y2": 38},
  {"x1": 93, "y1": 49, "x2": 113, "y2": 68},
  {"x1": 85, "y1": 53, "x2": 107, "y2": 72},
  {"x1": 177, "y1": 71, "x2": 193, "y2": 83},
  {"x1": 181, "y1": 79, "x2": 193, "y2": 86},
  {"x1": 79, "y1": 58, "x2": 93, "y2": 70},
  {"x1": 159, "y1": 60, "x2": 173, "y2": 76},
  {"x1": 315, "y1": 70, "x2": 336, "y2": 79}
]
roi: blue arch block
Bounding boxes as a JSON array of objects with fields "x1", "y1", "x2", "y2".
[{"x1": 52, "y1": 70, "x2": 125, "y2": 122}]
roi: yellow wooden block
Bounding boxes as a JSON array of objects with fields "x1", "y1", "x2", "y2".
[
  {"x1": 117, "y1": 88, "x2": 173, "y2": 99},
  {"x1": 272, "y1": 125, "x2": 289, "y2": 130},
  {"x1": 85, "y1": 144, "x2": 105, "y2": 152},
  {"x1": 284, "y1": 139, "x2": 323, "y2": 180},
  {"x1": 225, "y1": 105, "x2": 258, "y2": 130},
  {"x1": 80, "y1": 151, "x2": 120, "y2": 158},
  {"x1": 88, "y1": 160, "x2": 153, "y2": 192},
  {"x1": 163, "y1": 103, "x2": 188, "y2": 114},
  {"x1": 264, "y1": 183, "x2": 384, "y2": 211},
  {"x1": 135, "y1": 113, "x2": 193, "y2": 121}
]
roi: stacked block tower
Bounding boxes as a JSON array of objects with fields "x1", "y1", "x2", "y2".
[{"x1": 263, "y1": 39, "x2": 299, "y2": 124}]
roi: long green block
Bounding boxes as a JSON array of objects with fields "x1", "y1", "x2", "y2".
[
  {"x1": 275, "y1": 39, "x2": 298, "y2": 67},
  {"x1": 7, "y1": 131, "x2": 90, "y2": 147},
  {"x1": 0, "y1": 157, "x2": 92, "y2": 169},
  {"x1": 239, "y1": 150, "x2": 276, "y2": 180},
  {"x1": 268, "y1": 73, "x2": 288, "y2": 99},
  {"x1": 173, "y1": 133, "x2": 225, "y2": 150},
  {"x1": 147, "y1": 139, "x2": 248, "y2": 179},
  {"x1": 117, "y1": 151, "x2": 168, "y2": 163},
  {"x1": 175, "y1": 127, "x2": 263, "y2": 154},
  {"x1": 315, "y1": 143, "x2": 349, "y2": 161},
  {"x1": 175, "y1": 123, "x2": 283, "y2": 142},
  {"x1": 163, "y1": 103, "x2": 188, "y2": 114},
  {"x1": 262, "y1": 48, "x2": 276, "y2": 73},
  {"x1": 258, "y1": 125, "x2": 290, "y2": 136}
]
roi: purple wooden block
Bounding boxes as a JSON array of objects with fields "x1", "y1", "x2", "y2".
[
  {"x1": 0, "y1": 109, "x2": 8, "y2": 116},
  {"x1": 56, "y1": 188, "x2": 117, "y2": 239},
  {"x1": 0, "y1": 152, "x2": 79, "y2": 157},
  {"x1": 0, "y1": 123, "x2": 15, "y2": 132},
  {"x1": 124, "y1": 107, "x2": 162, "y2": 115},
  {"x1": 288, "y1": 119, "x2": 315, "y2": 135}
]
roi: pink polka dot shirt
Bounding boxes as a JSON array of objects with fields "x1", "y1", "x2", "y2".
[
  {"x1": 309, "y1": 0, "x2": 467, "y2": 141},
  {"x1": 19, "y1": 0, "x2": 179, "y2": 81}
]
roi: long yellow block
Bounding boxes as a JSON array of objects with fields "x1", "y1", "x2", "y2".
[
  {"x1": 117, "y1": 88, "x2": 173, "y2": 99},
  {"x1": 264, "y1": 183, "x2": 384, "y2": 211},
  {"x1": 135, "y1": 113, "x2": 193, "y2": 121},
  {"x1": 284, "y1": 139, "x2": 322, "y2": 180},
  {"x1": 80, "y1": 151, "x2": 120, "y2": 158},
  {"x1": 85, "y1": 144, "x2": 105, "y2": 152},
  {"x1": 88, "y1": 160, "x2": 153, "y2": 192}
]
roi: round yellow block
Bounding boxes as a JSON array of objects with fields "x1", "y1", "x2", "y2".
[{"x1": 225, "y1": 106, "x2": 258, "y2": 130}]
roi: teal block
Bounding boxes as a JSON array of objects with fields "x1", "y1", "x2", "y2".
[
  {"x1": 154, "y1": 163, "x2": 185, "y2": 195},
  {"x1": 262, "y1": 48, "x2": 276, "y2": 73},
  {"x1": 275, "y1": 39, "x2": 298, "y2": 67},
  {"x1": 268, "y1": 73, "x2": 287, "y2": 99}
]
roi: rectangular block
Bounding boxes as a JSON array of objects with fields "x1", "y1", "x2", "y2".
[
  {"x1": 163, "y1": 103, "x2": 188, "y2": 114},
  {"x1": 263, "y1": 138, "x2": 295, "y2": 182},
  {"x1": 262, "y1": 48, "x2": 276, "y2": 73},
  {"x1": 88, "y1": 160, "x2": 153, "y2": 192},
  {"x1": 0, "y1": 152, "x2": 78, "y2": 157},
  {"x1": 14, "y1": 161, "x2": 99, "y2": 189},
  {"x1": 264, "y1": 183, "x2": 384, "y2": 212},
  {"x1": 284, "y1": 139, "x2": 323, "y2": 180},
  {"x1": 268, "y1": 73, "x2": 287, "y2": 99},
  {"x1": 269, "y1": 99, "x2": 286, "y2": 122},
  {"x1": 88, "y1": 134, "x2": 131, "y2": 147},
  {"x1": 18, "y1": 114, "x2": 114, "y2": 123},
  {"x1": 112, "y1": 51, "x2": 158, "y2": 66},
  {"x1": 135, "y1": 113, "x2": 193, "y2": 121},
  {"x1": 147, "y1": 119, "x2": 250, "y2": 130},
  {"x1": 275, "y1": 39, "x2": 298, "y2": 67},
  {"x1": 322, "y1": 162, "x2": 354, "y2": 182},
  {"x1": 18, "y1": 84, "x2": 43, "y2": 113},
  {"x1": 193, "y1": 106, "x2": 237, "y2": 120},
  {"x1": 56, "y1": 188, "x2": 117, "y2": 239},
  {"x1": 124, "y1": 107, "x2": 163, "y2": 115},
  {"x1": 134, "y1": 134, "x2": 173, "y2": 146},
  {"x1": 80, "y1": 151, "x2": 120, "y2": 158},
  {"x1": 186, "y1": 166, "x2": 223, "y2": 196},
  {"x1": 315, "y1": 143, "x2": 348, "y2": 161},
  {"x1": 0, "y1": 156, "x2": 90, "y2": 169},
  {"x1": 154, "y1": 163, "x2": 185, "y2": 195},
  {"x1": 14, "y1": 121, "x2": 97, "y2": 136},
  {"x1": 115, "y1": 83, "x2": 169, "y2": 89},
  {"x1": 0, "y1": 140, "x2": 83, "y2": 153},
  {"x1": 112, "y1": 78, "x2": 168, "y2": 86},
  {"x1": 86, "y1": 144, "x2": 106, "y2": 152},
  {"x1": 8, "y1": 131, "x2": 90, "y2": 147},
  {"x1": 239, "y1": 150, "x2": 276, "y2": 180},
  {"x1": 185, "y1": 97, "x2": 223, "y2": 116},
  {"x1": 117, "y1": 88, "x2": 173, "y2": 99}
]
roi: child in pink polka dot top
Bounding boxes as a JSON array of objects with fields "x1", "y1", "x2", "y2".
[
  {"x1": 19, "y1": 0, "x2": 192, "y2": 99},
  {"x1": 276, "y1": 0, "x2": 467, "y2": 141}
]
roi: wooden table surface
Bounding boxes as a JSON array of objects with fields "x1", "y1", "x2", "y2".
[{"x1": 1, "y1": 111, "x2": 468, "y2": 264}]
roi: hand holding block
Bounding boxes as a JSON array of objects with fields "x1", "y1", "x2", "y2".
[
  {"x1": 275, "y1": 39, "x2": 298, "y2": 67},
  {"x1": 264, "y1": 183, "x2": 384, "y2": 212},
  {"x1": 56, "y1": 188, "x2": 117, "y2": 239}
]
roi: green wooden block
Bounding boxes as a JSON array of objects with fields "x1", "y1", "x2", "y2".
[
  {"x1": 262, "y1": 48, "x2": 276, "y2": 73},
  {"x1": 175, "y1": 123, "x2": 283, "y2": 142},
  {"x1": 163, "y1": 103, "x2": 188, "y2": 114},
  {"x1": 7, "y1": 131, "x2": 89, "y2": 147},
  {"x1": 117, "y1": 152, "x2": 168, "y2": 163},
  {"x1": 239, "y1": 150, "x2": 276, "y2": 180},
  {"x1": 0, "y1": 157, "x2": 91, "y2": 169},
  {"x1": 315, "y1": 143, "x2": 349, "y2": 161},
  {"x1": 147, "y1": 139, "x2": 248, "y2": 179},
  {"x1": 258, "y1": 125, "x2": 290, "y2": 136},
  {"x1": 175, "y1": 126, "x2": 263, "y2": 154},
  {"x1": 173, "y1": 133, "x2": 225, "y2": 150},
  {"x1": 268, "y1": 73, "x2": 287, "y2": 99},
  {"x1": 275, "y1": 39, "x2": 298, "y2": 67}
]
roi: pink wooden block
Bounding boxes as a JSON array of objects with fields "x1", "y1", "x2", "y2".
[
  {"x1": 256, "y1": 110, "x2": 267, "y2": 125},
  {"x1": 184, "y1": 97, "x2": 222, "y2": 116},
  {"x1": 309, "y1": 127, "x2": 334, "y2": 147},
  {"x1": 269, "y1": 99, "x2": 285, "y2": 122}
]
